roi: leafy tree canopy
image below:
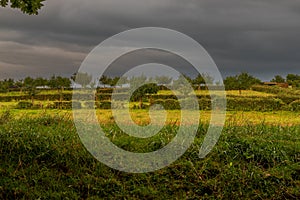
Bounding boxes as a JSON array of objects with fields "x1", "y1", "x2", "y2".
[
  {"x1": 224, "y1": 72, "x2": 261, "y2": 93},
  {"x1": 71, "y1": 72, "x2": 92, "y2": 88},
  {"x1": 287, "y1": 74, "x2": 300, "y2": 87},
  {"x1": 0, "y1": 0, "x2": 45, "y2": 15},
  {"x1": 271, "y1": 75, "x2": 285, "y2": 83}
]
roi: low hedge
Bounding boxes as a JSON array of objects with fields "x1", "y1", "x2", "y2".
[
  {"x1": 96, "y1": 101, "x2": 111, "y2": 109},
  {"x1": 47, "y1": 101, "x2": 82, "y2": 109},
  {"x1": 252, "y1": 85, "x2": 300, "y2": 96},
  {"x1": 275, "y1": 95, "x2": 300, "y2": 104},
  {"x1": 289, "y1": 100, "x2": 300, "y2": 111},
  {"x1": 252, "y1": 85, "x2": 285, "y2": 94},
  {"x1": 226, "y1": 97, "x2": 286, "y2": 111},
  {"x1": 155, "y1": 99, "x2": 180, "y2": 110},
  {"x1": 16, "y1": 101, "x2": 33, "y2": 109},
  {"x1": 152, "y1": 97, "x2": 286, "y2": 111}
]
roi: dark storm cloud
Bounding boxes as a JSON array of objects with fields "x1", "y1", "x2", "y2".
[{"x1": 0, "y1": 0, "x2": 299, "y2": 80}]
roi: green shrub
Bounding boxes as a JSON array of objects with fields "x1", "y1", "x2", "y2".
[
  {"x1": 84, "y1": 101, "x2": 96, "y2": 109},
  {"x1": 132, "y1": 103, "x2": 149, "y2": 109},
  {"x1": 47, "y1": 101, "x2": 81, "y2": 109},
  {"x1": 97, "y1": 101, "x2": 111, "y2": 109},
  {"x1": 179, "y1": 98, "x2": 199, "y2": 110},
  {"x1": 252, "y1": 85, "x2": 284, "y2": 94},
  {"x1": 276, "y1": 95, "x2": 300, "y2": 104},
  {"x1": 153, "y1": 99, "x2": 180, "y2": 110},
  {"x1": 227, "y1": 97, "x2": 286, "y2": 111},
  {"x1": 0, "y1": 110, "x2": 12, "y2": 125},
  {"x1": 198, "y1": 98, "x2": 212, "y2": 110},
  {"x1": 252, "y1": 85, "x2": 300, "y2": 100},
  {"x1": 97, "y1": 88, "x2": 114, "y2": 93},
  {"x1": 16, "y1": 101, "x2": 33, "y2": 109},
  {"x1": 289, "y1": 100, "x2": 300, "y2": 111}
]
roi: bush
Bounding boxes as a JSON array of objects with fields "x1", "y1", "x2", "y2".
[
  {"x1": 227, "y1": 97, "x2": 286, "y2": 111},
  {"x1": 132, "y1": 103, "x2": 149, "y2": 109},
  {"x1": 179, "y1": 98, "x2": 199, "y2": 110},
  {"x1": 252, "y1": 85, "x2": 300, "y2": 99},
  {"x1": 0, "y1": 110, "x2": 12, "y2": 125},
  {"x1": 84, "y1": 101, "x2": 96, "y2": 109},
  {"x1": 47, "y1": 101, "x2": 81, "y2": 109},
  {"x1": 289, "y1": 100, "x2": 300, "y2": 111},
  {"x1": 198, "y1": 98, "x2": 212, "y2": 110},
  {"x1": 252, "y1": 85, "x2": 284, "y2": 94},
  {"x1": 16, "y1": 101, "x2": 33, "y2": 109},
  {"x1": 96, "y1": 101, "x2": 111, "y2": 109},
  {"x1": 153, "y1": 99, "x2": 180, "y2": 110},
  {"x1": 275, "y1": 95, "x2": 300, "y2": 104}
]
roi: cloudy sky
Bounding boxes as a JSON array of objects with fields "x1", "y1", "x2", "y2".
[{"x1": 0, "y1": 0, "x2": 299, "y2": 81}]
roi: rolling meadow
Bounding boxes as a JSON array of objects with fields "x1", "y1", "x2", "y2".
[{"x1": 0, "y1": 83, "x2": 300, "y2": 199}]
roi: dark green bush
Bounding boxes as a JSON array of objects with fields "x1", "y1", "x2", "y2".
[
  {"x1": 96, "y1": 101, "x2": 112, "y2": 109},
  {"x1": 179, "y1": 98, "x2": 199, "y2": 110},
  {"x1": 47, "y1": 101, "x2": 81, "y2": 109},
  {"x1": 153, "y1": 99, "x2": 180, "y2": 110},
  {"x1": 289, "y1": 100, "x2": 300, "y2": 111},
  {"x1": 16, "y1": 101, "x2": 33, "y2": 109},
  {"x1": 198, "y1": 98, "x2": 212, "y2": 110},
  {"x1": 252, "y1": 85, "x2": 285, "y2": 94},
  {"x1": 84, "y1": 101, "x2": 96, "y2": 109},
  {"x1": 0, "y1": 110, "x2": 12, "y2": 125},
  {"x1": 132, "y1": 103, "x2": 149, "y2": 109},
  {"x1": 227, "y1": 97, "x2": 286, "y2": 111},
  {"x1": 275, "y1": 95, "x2": 300, "y2": 104}
]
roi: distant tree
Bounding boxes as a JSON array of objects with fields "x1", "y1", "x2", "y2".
[
  {"x1": 223, "y1": 76, "x2": 237, "y2": 91},
  {"x1": 109, "y1": 77, "x2": 120, "y2": 88},
  {"x1": 192, "y1": 74, "x2": 205, "y2": 90},
  {"x1": 71, "y1": 72, "x2": 92, "y2": 88},
  {"x1": 35, "y1": 77, "x2": 48, "y2": 87},
  {"x1": 286, "y1": 74, "x2": 300, "y2": 88},
  {"x1": 49, "y1": 76, "x2": 71, "y2": 91},
  {"x1": 182, "y1": 74, "x2": 192, "y2": 84},
  {"x1": 89, "y1": 80, "x2": 97, "y2": 89},
  {"x1": 128, "y1": 75, "x2": 155, "y2": 108},
  {"x1": 271, "y1": 75, "x2": 285, "y2": 83},
  {"x1": 15, "y1": 79, "x2": 24, "y2": 93},
  {"x1": 202, "y1": 73, "x2": 214, "y2": 85},
  {"x1": 173, "y1": 74, "x2": 194, "y2": 96},
  {"x1": 49, "y1": 75, "x2": 71, "y2": 101},
  {"x1": 129, "y1": 75, "x2": 147, "y2": 88},
  {"x1": 23, "y1": 76, "x2": 39, "y2": 104},
  {"x1": 224, "y1": 72, "x2": 261, "y2": 94},
  {"x1": 131, "y1": 83, "x2": 159, "y2": 109},
  {"x1": 0, "y1": 78, "x2": 14, "y2": 93},
  {"x1": 99, "y1": 75, "x2": 112, "y2": 88},
  {"x1": 0, "y1": 0, "x2": 45, "y2": 15},
  {"x1": 192, "y1": 73, "x2": 216, "y2": 90},
  {"x1": 116, "y1": 76, "x2": 128, "y2": 88},
  {"x1": 155, "y1": 76, "x2": 173, "y2": 86},
  {"x1": 0, "y1": 81, "x2": 9, "y2": 93}
]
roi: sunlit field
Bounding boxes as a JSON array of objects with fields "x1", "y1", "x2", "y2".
[
  {"x1": 1, "y1": 88, "x2": 300, "y2": 199},
  {"x1": 158, "y1": 89, "x2": 276, "y2": 97}
]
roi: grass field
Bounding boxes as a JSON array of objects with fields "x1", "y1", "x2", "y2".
[
  {"x1": 2, "y1": 108, "x2": 300, "y2": 126},
  {"x1": 158, "y1": 90, "x2": 276, "y2": 97},
  {"x1": 0, "y1": 111, "x2": 299, "y2": 199},
  {"x1": 0, "y1": 89, "x2": 300, "y2": 199}
]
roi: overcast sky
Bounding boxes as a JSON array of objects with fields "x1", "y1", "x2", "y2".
[{"x1": 0, "y1": 0, "x2": 299, "y2": 81}]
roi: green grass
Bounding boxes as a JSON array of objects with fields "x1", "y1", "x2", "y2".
[
  {"x1": 0, "y1": 111, "x2": 299, "y2": 199},
  {"x1": 0, "y1": 89, "x2": 299, "y2": 198}
]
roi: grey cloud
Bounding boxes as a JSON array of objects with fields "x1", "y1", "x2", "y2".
[{"x1": 0, "y1": 0, "x2": 299, "y2": 81}]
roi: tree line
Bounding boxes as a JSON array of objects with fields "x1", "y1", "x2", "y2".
[{"x1": 0, "y1": 72, "x2": 300, "y2": 94}]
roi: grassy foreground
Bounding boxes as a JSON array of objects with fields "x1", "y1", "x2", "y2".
[{"x1": 0, "y1": 111, "x2": 299, "y2": 199}]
